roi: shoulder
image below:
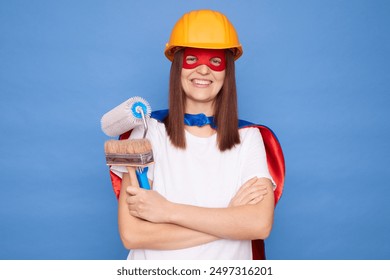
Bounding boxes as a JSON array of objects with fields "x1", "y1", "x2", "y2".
[
  {"x1": 146, "y1": 118, "x2": 166, "y2": 139},
  {"x1": 147, "y1": 117, "x2": 162, "y2": 128},
  {"x1": 239, "y1": 126, "x2": 263, "y2": 142},
  {"x1": 151, "y1": 109, "x2": 169, "y2": 122},
  {"x1": 129, "y1": 117, "x2": 164, "y2": 140},
  {"x1": 239, "y1": 120, "x2": 280, "y2": 143},
  {"x1": 238, "y1": 121, "x2": 281, "y2": 147}
]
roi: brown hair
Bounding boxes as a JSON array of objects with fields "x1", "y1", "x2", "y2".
[{"x1": 164, "y1": 49, "x2": 240, "y2": 151}]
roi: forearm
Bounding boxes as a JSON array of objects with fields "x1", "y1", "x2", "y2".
[
  {"x1": 124, "y1": 174, "x2": 274, "y2": 243},
  {"x1": 167, "y1": 202, "x2": 273, "y2": 240},
  {"x1": 119, "y1": 212, "x2": 218, "y2": 250},
  {"x1": 118, "y1": 173, "x2": 218, "y2": 250},
  {"x1": 166, "y1": 178, "x2": 275, "y2": 240}
]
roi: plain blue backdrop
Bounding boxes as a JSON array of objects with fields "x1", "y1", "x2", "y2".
[{"x1": 1, "y1": 0, "x2": 389, "y2": 260}]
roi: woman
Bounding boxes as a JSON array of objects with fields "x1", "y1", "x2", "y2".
[{"x1": 112, "y1": 9, "x2": 284, "y2": 260}]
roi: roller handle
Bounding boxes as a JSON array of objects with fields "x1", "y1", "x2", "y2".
[{"x1": 136, "y1": 167, "x2": 151, "y2": 190}]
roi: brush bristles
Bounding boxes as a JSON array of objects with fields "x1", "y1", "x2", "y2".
[
  {"x1": 104, "y1": 139, "x2": 151, "y2": 154},
  {"x1": 104, "y1": 139, "x2": 153, "y2": 166}
]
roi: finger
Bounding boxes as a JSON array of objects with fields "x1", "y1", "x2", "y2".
[
  {"x1": 237, "y1": 184, "x2": 267, "y2": 200},
  {"x1": 126, "y1": 186, "x2": 139, "y2": 195},
  {"x1": 126, "y1": 195, "x2": 137, "y2": 205},
  {"x1": 240, "y1": 188, "x2": 268, "y2": 204},
  {"x1": 240, "y1": 177, "x2": 258, "y2": 190},
  {"x1": 234, "y1": 177, "x2": 258, "y2": 200},
  {"x1": 250, "y1": 180, "x2": 268, "y2": 189},
  {"x1": 127, "y1": 201, "x2": 140, "y2": 213},
  {"x1": 243, "y1": 193, "x2": 265, "y2": 205},
  {"x1": 247, "y1": 195, "x2": 265, "y2": 205},
  {"x1": 129, "y1": 210, "x2": 140, "y2": 218},
  {"x1": 240, "y1": 193, "x2": 260, "y2": 205},
  {"x1": 253, "y1": 186, "x2": 268, "y2": 194}
]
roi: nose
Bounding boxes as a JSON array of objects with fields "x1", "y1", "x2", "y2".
[{"x1": 196, "y1": 64, "x2": 210, "y2": 75}]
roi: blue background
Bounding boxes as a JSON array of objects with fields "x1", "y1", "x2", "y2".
[{"x1": 1, "y1": 0, "x2": 389, "y2": 260}]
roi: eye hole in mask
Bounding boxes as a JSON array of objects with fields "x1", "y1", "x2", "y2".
[{"x1": 182, "y1": 48, "x2": 226, "y2": 71}]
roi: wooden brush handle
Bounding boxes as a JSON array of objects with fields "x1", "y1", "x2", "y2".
[{"x1": 126, "y1": 166, "x2": 140, "y2": 188}]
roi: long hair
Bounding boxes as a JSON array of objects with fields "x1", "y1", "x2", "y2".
[{"x1": 164, "y1": 49, "x2": 240, "y2": 151}]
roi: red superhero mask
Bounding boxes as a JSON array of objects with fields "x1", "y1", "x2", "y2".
[{"x1": 182, "y1": 48, "x2": 226, "y2": 71}]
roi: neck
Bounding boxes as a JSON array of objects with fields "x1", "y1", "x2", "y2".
[{"x1": 185, "y1": 99, "x2": 214, "y2": 116}]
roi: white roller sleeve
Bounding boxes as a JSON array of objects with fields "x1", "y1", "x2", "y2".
[{"x1": 101, "y1": 96, "x2": 151, "y2": 137}]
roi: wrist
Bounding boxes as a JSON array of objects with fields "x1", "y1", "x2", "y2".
[{"x1": 165, "y1": 201, "x2": 179, "y2": 224}]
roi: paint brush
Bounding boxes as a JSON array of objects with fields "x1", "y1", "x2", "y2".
[{"x1": 104, "y1": 138, "x2": 153, "y2": 189}]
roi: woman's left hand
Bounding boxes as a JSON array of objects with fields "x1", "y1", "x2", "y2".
[
  {"x1": 228, "y1": 177, "x2": 269, "y2": 207},
  {"x1": 126, "y1": 187, "x2": 172, "y2": 223}
]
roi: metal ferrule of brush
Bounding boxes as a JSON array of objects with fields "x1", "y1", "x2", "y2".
[{"x1": 105, "y1": 151, "x2": 154, "y2": 166}]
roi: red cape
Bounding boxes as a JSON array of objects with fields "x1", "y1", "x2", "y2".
[{"x1": 108, "y1": 113, "x2": 285, "y2": 260}]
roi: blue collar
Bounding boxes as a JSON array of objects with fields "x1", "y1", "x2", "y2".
[
  {"x1": 184, "y1": 113, "x2": 216, "y2": 128},
  {"x1": 151, "y1": 109, "x2": 255, "y2": 129}
]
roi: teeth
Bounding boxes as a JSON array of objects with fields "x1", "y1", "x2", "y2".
[{"x1": 193, "y1": 79, "x2": 211, "y2": 85}]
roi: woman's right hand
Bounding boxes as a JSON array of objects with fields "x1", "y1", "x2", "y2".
[{"x1": 228, "y1": 177, "x2": 269, "y2": 207}]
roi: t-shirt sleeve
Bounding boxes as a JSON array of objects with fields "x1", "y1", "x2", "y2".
[{"x1": 240, "y1": 128, "x2": 275, "y2": 188}]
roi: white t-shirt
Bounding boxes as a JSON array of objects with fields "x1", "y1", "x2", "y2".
[{"x1": 112, "y1": 118, "x2": 273, "y2": 260}]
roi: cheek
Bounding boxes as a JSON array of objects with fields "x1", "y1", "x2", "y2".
[
  {"x1": 181, "y1": 68, "x2": 190, "y2": 80},
  {"x1": 214, "y1": 72, "x2": 226, "y2": 88},
  {"x1": 180, "y1": 71, "x2": 190, "y2": 92},
  {"x1": 216, "y1": 71, "x2": 225, "y2": 81}
]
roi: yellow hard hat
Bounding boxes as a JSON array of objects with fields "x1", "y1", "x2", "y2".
[{"x1": 164, "y1": 9, "x2": 243, "y2": 61}]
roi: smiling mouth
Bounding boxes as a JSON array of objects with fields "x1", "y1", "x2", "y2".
[{"x1": 191, "y1": 79, "x2": 212, "y2": 86}]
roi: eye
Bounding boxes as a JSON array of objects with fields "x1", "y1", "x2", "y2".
[
  {"x1": 185, "y1": 55, "x2": 197, "y2": 64},
  {"x1": 210, "y1": 57, "x2": 222, "y2": 66}
]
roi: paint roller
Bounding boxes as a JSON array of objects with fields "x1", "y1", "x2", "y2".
[
  {"x1": 101, "y1": 96, "x2": 153, "y2": 189},
  {"x1": 101, "y1": 96, "x2": 152, "y2": 137}
]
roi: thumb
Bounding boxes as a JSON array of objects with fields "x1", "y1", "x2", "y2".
[
  {"x1": 240, "y1": 177, "x2": 258, "y2": 191},
  {"x1": 126, "y1": 186, "x2": 139, "y2": 195}
]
